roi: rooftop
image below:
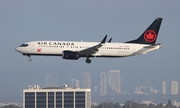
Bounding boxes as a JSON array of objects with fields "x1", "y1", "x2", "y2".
[{"x1": 24, "y1": 84, "x2": 91, "y2": 91}]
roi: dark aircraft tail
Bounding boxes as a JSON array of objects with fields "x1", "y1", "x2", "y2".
[{"x1": 125, "y1": 18, "x2": 162, "y2": 44}]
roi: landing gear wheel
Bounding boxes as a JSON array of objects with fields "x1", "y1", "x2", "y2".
[
  {"x1": 28, "y1": 59, "x2": 32, "y2": 62},
  {"x1": 86, "y1": 58, "x2": 91, "y2": 64},
  {"x1": 27, "y1": 55, "x2": 32, "y2": 62}
]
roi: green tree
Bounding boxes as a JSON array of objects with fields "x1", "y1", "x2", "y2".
[
  {"x1": 122, "y1": 100, "x2": 132, "y2": 108},
  {"x1": 139, "y1": 104, "x2": 148, "y2": 108},
  {"x1": 149, "y1": 103, "x2": 155, "y2": 108},
  {"x1": 107, "y1": 102, "x2": 114, "y2": 108},
  {"x1": 91, "y1": 104, "x2": 98, "y2": 108},
  {"x1": 168, "y1": 99, "x2": 172, "y2": 107},
  {"x1": 1, "y1": 105, "x2": 21, "y2": 108},
  {"x1": 98, "y1": 102, "x2": 109, "y2": 108},
  {"x1": 131, "y1": 102, "x2": 139, "y2": 108},
  {"x1": 114, "y1": 102, "x2": 121, "y2": 108},
  {"x1": 155, "y1": 103, "x2": 163, "y2": 108}
]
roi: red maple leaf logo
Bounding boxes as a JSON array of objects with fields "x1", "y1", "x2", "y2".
[
  {"x1": 37, "y1": 48, "x2": 42, "y2": 52},
  {"x1": 146, "y1": 32, "x2": 155, "y2": 39},
  {"x1": 144, "y1": 30, "x2": 156, "y2": 42}
]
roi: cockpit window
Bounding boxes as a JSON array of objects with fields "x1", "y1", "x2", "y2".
[{"x1": 20, "y1": 44, "x2": 29, "y2": 47}]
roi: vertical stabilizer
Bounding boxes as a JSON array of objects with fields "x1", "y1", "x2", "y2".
[{"x1": 125, "y1": 18, "x2": 162, "y2": 44}]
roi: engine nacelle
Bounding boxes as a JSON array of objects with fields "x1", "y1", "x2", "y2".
[{"x1": 62, "y1": 50, "x2": 79, "y2": 60}]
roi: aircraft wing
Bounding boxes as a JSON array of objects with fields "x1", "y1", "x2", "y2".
[{"x1": 77, "y1": 35, "x2": 107, "y2": 56}]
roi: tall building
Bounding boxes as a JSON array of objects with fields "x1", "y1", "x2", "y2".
[
  {"x1": 100, "y1": 72, "x2": 107, "y2": 95},
  {"x1": 171, "y1": 81, "x2": 178, "y2": 95},
  {"x1": 45, "y1": 74, "x2": 54, "y2": 87},
  {"x1": 82, "y1": 72, "x2": 91, "y2": 88},
  {"x1": 23, "y1": 84, "x2": 91, "y2": 108},
  {"x1": 71, "y1": 79, "x2": 80, "y2": 88},
  {"x1": 94, "y1": 86, "x2": 98, "y2": 93},
  {"x1": 162, "y1": 81, "x2": 166, "y2": 94},
  {"x1": 109, "y1": 70, "x2": 121, "y2": 93}
]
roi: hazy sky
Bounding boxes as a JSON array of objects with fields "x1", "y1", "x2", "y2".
[{"x1": 0, "y1": 0, "x2": 180, "y2": 102}]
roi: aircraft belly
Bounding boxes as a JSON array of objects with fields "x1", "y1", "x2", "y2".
[{"x1": 98, "y1": 50, "x2": 131, "y2": 57}]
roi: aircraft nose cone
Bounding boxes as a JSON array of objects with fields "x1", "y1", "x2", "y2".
[{"x1": 15, "y1": 47, "x2": 21, "y2": 52}]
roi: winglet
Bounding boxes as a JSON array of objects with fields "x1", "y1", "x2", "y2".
[
  {"x1": 108, "y1": 38, "x2": 112, "y2": 43},
  {"x1": 101, "y1": 35, "x2": 107, "y2": 44}
]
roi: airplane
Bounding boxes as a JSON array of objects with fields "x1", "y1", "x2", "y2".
[{"x1": 16, "y1": 18, "x2": 162, "y2": 64}]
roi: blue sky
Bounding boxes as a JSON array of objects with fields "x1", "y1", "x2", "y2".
[{"x1": 0, "y1": 0, "x2": 180, "y2": 102}]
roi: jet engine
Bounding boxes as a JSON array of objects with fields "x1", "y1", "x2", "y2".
[{"x1": 62, "y1": 51, "x2": 80, "y2": 60}]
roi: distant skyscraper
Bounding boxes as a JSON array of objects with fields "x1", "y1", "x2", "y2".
[
  {"x1": 100, "y1": 72, "x2": 107, "y2": 95},
  {"x1": 109, "y1": 70, "x2": 121, "y2": 93},
  {"x1": 162, "y1": 81, "x2": 166, "y2": 94},
  {"x1": 71, "y1": 79, "x2": 80, "y2": 88},
  {"x1": 94, "y1": 86, "x2": 98, "y2": 93},
  {"x1": 171, "y1": 81, "x2": 178, "y2": 95},
  {"x1": 149, "y1": 86, "x2": 159, "y2": 94},
  {"x1": 45, "y1": 74, "x2": 54, "y2": 87},
  {"x1": 82, "y1": 72, "x2": 91, "y2": 88},
  {"x1": 107, "y1": 71, "x2": 111, "y2": 85}
]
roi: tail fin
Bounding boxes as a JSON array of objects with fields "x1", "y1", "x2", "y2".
[{"x1": 125, "y1": 18, "x2": 162, "y2": 44}]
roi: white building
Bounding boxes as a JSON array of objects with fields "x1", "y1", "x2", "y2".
[
  {"x1": 100, "y1": 72, "x2": 107, "y2": 95},
  {"x1": 171, "y1": 81, "x2": 178, "y2": 95},
  {"x1": 82, "y1": 72, "x2": 91, "y2": 88},
  {"x1": 71, "y1": 79, "x2": 80, "y2": 88},
  {"x1": 45, "y1": 74, "x2": 54, "y2": 87},
  {"x1": 23, "y1": 84, "x2": 91, "y2": 108},
  {"x1": 109, "y1": 70, "x2": 121, "y2": 93},
  {"x1": 162, "y1": 81, "x2": 166, "y2": 94}
]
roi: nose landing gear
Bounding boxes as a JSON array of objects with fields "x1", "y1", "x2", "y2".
[
  {"x1": 27, "y1": 55, "x2": 32, "y2": 62},
  {"x1": 28, "y1": 58, "x2": 32, "y2": 62}
]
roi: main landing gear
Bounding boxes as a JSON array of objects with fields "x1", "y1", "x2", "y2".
[{"x1": 86, "y1": 57, "x2": 91, "y2": 64}]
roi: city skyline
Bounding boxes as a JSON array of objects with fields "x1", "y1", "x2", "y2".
[
  {"x1": 0, "y1": 68, "x2": 180, "y2": 103},
  {"x1": 43, "y1": 70, "x2": 180, "y2": 96}
]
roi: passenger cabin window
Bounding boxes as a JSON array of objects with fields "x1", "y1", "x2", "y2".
[{"x1": 20, "y1": 44, "x2": 29, "y2": 47}]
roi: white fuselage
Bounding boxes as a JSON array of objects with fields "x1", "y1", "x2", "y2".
[{"x1": 15, "y1": 41, "x2": 161, "y2": 58}]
